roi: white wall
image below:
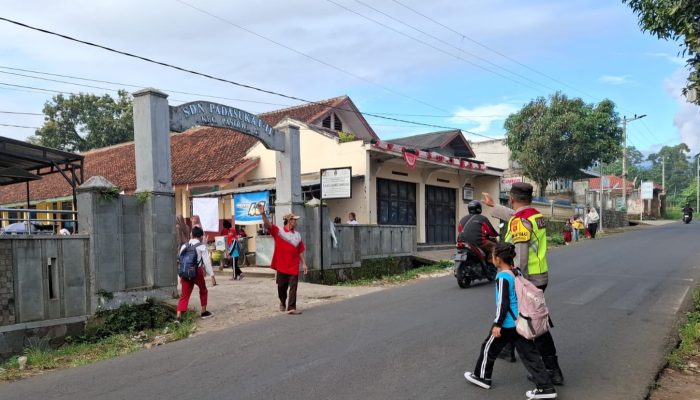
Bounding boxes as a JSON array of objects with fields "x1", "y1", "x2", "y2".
[{"x1": 470, "y1": 139, "x2": 510, "y2": 170}]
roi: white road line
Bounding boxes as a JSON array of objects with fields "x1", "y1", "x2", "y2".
[{"x1": 650, "y1": 284, "x2": 691, "y2": 315}]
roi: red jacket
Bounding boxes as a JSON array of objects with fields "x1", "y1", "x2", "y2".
[{"x1": 269, "y1": 225, "x2": 305, "y2": 275}]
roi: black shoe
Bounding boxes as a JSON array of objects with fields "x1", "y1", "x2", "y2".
[
  {"x1": 525, "y1": 387, "x2": 557, "y2": 399},
  {"x1": 464, "y1": 372, "x2": 491, "y2": 389},
  {"x1": 543, "y1": 356, "x2": 564, "y2": 385},
  {"x1": 200, "y1": 311, "x2": 214, "y2": 319},
  {"x1": 497, "y1": 351, "x2": 517, "y2": 363}
]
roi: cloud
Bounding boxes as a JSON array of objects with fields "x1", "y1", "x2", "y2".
[
  {"x1": 645, "y1": 52, "x2": 686, "y2": 66},
  {"x1": 664, "y1": 68, "x2": 700, "y2": 154},
  {"x1": 450, "y1": 103, "x2": 519, "y2": 133},
  {"x1": 599, "y1": 74, "x2": 633, "y2": 85}
]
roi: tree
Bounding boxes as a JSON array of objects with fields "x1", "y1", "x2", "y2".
[
  {"x1": 602, "y1": 145, "x2": 645, "y2": 178},
  {"x1": 646, "y1": 143, "x2": 693, "y2": 197},
  {"x1": 505, "y1": 92, "x2": 623, "y2": 196},
  {"x1": 30, "y1": 90, "x2": 134, "y2": 152},
  {"x1": 623, "y1": 0, "x2": 700, "y2": 104}
]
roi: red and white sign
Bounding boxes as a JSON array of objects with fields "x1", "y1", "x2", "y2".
[
  {"x1": 500, "y1": 177, "x2": 523, "y2": 190},
  {"x1": 403, "y1": 150, "x2": 418, "y2": 168}
]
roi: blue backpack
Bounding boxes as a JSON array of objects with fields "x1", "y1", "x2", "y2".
[{"x1": 178, "y1": 242, "x2": 201, "y2": 280}]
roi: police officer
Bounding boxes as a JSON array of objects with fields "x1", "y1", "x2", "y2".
[{"x1": 482, "y1": 182, "x2": 564, "y2": 385}]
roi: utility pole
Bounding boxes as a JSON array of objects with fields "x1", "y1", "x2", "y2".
[
  {"x1": 662, "y1": 156, "x2": 665, "y2": 194},
  {"x1": 696, "y1": 153, "x2": 699, "y2": 211},
  {"x1": 599, "y1": 161, "x2": 604, "y2": 233},
  {"x1": 622, "y1": 114, "x2": 646, "y2": 212}
]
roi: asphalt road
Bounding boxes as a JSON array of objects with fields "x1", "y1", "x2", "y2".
[{"x1": 2, "y1": 222, "x2": 699, "y2": 400}]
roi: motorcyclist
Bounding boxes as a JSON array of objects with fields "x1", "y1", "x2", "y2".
[
  {"x1": 457, "y1": 200, "x2": 499, "y2": 264},
  {"x1": 683, "y1": 203, "x2": 693, "y2": 221}
]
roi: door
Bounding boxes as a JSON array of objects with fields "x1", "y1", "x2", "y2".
[
  {"x1": 377, "y1": 178, "x2": 416, "y2": 225},
  {"x1": 425, "y1": 185, "x2": 456, "y2": 244}
]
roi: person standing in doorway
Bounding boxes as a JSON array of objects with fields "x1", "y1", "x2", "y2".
[
  {"x1": 176, "y1": 226, "x2": 217, "y2": 321},
  {"x1": 585, "y1": 207, "x2": 600, "y2": 239},
  {"x1": 257, "y1": 203, "x2": 308, "y2": 315},
  {"x1": 482, "y1": 183, "x2": 564, "y2": 385},
  {"x1": 347, "y1": 212, "x2": 359, "y2": 224}
]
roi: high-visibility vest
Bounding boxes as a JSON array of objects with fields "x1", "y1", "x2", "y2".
[{"x1": 504, "y1": 208, "x2": 548, "y2": 276}]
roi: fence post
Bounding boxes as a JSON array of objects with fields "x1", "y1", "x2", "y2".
[{"x1": 549, "y1": 200, "x2": 555, "y2": 218}]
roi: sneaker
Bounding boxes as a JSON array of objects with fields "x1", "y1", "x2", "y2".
[
  {"x1": 287, "y1": 309, "x2": 302, "y2": 315},
  {"x1": 525, "y1": 387, "x2": 557, "y2": 399},
  {"x1": 173, "y1": 318, "x2": 181, "y2": 326},
  {"x1": 279, "y1": 304, "x2": 286, "y2": 312},
  {"x1": 497, "y1": 351, "x2": 517, "y2": 363},
  {"x1": 464, "y1": 372, "x2": 491, "y2": 389},
  {"x1": 200, "y1": 311, "x2": 214, "y2": 319}
]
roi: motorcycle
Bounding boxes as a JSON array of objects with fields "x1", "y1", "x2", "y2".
[
  {"x1": 683, "y1": 214, "x2": 692, "y2": 224},
  {"x1": 453, "y1": 241, "x2": 498, "y2": 288}
]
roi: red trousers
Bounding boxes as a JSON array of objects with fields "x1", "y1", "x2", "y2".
[{"x1": 177, "y1": 267, "x2": 208, "y2": 312}]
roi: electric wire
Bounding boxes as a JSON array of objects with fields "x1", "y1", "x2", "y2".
[
  {"x1": 323, "y1": 0, "x2": 544, "y2": 93},
  {"x1": 173, "y1": 0, "x2": 452, "y2": 114},
  {"x1": 0, "y1": 110, "x2": 42, "y2": 116},
  {"x1": 0, "y1": 123, "x2": 39, "y2": 129},
  {"x1": 350, "y1": 0, "x2": 559, "y2": 93},
  {"x1": 0, "y1": 16, "x2": 497, "y2": 139}
]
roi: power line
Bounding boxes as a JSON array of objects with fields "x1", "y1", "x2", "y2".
[
  {"x1": 323, "y1": 0, "x2": 544, "y2": 93},
  {"x1": 0, "y1": 123, "x2": 39, "y2": 129},
  {"x1": 1, "y1": 65, "x2": 511, "y2": 119},
  {"x1": 0, "y1": 16, "x2": 497, "y2": 139},
  {"x1": 0, "y1": 110, "x2": 43, "y2": 116},
  {"x1": 0, "y1": 82, "x2": 70, "y2": 94},
  {"x1": 173, "y1": 0, "x2": 452, "y2": 114},
  {"x1": 349, "y1": 0, "x2": 558, "y2": 93},
  {"x1": 389, "y1": 0, "x2": 600, "y2": 101}
]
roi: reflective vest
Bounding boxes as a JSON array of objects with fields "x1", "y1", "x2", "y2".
[{"x1": 504, "y1": 207, "x2": 548, "y2": 275}]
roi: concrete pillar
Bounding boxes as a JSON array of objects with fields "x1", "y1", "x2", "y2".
[
  {"x1": 274, "y1": 122, "x2": 303, "y2": 227},
  {"x1": 133, "y1": 88, "x2": 172, "y2": 194},
  {"x1": 132, "y1": 88, "x2": 177, "y2": 290}
]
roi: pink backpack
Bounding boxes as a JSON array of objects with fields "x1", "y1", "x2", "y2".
[{"x1": 507, "y1": 270, "x2": 550, "y2": 340}]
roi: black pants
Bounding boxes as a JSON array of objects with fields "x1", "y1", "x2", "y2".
[
  {"x1": 276, "y1": 272, "x2": 298, "y2": 311},
  {"x1": 588, "y1": 222, "x2": 598, "y2": 239},
  {"x1": 472, "y1": 328, "x2": 552, "y2": 388},
  {"x1": 232, "y1": 257, "x2": 243, "y2": 278}
]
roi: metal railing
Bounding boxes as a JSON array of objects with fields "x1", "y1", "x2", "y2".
[{"x1": 0, "y1": 208, "x2": 78, "y2": 235}]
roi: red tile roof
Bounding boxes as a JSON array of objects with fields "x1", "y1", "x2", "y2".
[{"x1": 0, "y1": 127, "x2": 259, "y2": 205}]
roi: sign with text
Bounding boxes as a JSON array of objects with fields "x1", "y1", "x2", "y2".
[
  {"x1": 233, "y1": 191, "x2": 269, "y2": 225},
  {"x1": 500, "y1": 176, "x2": 523, "y2": 191},
  {"x1": 321, "y1": 167, "x2": 352, "y2": 199},
  {"x1": 170, "y1": 101, "x2": 284, "y2": 151},
  {"x1": 641, "y1": 181, "x2": 654, "y2": 200}
]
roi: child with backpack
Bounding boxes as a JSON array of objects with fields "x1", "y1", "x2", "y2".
[
  {"x1": 176, "y1": 226, "x2": 217, "y2": 321},
  {"x1": 464, "y1": 242, "x2": 557, "y2": 399}
]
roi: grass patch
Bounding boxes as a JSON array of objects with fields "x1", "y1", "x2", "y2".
[
  {"x1": 664, "y1": 207, "x2": 683, "y2": 220},
  {"x1": 548, "y1": 233, "x2": 566, "y2": 246},
  {"x1": 0, "y1": 303, "x2": 197, "y2": 383},
  {"x1": 338, "y1": 261, "x2": 451, "y2": 287},
  {"x1": 668, "y1": 288, "x2": 700, "y2": 369}
]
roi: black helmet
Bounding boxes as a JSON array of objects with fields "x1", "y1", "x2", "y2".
[{"x1": 468, "y1": 200, "x2": 482, "y2": 214}]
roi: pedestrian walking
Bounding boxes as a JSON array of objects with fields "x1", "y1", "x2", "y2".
[
  {"x1": 464, "y1": 242, "x2": 557, "y2": 399},
  {"x1": 482, "y1": 183, "x2": 564, "y2": 385},
  {"x1": 562, "y1": 221, "x2": 573, "y2": 245},
  {"x1": 176, "y1": 226, "x2": 217, "y2": 321},
  {"x1": 257, "y1": 203, "x2": 308, "y2": 315},
  {"x1": 226, "y1": 219, "x2": 244, "y2": 280},
  {"x1": 585, "y1": 207, "x2": 599, "y2": 239},
  {"x1": 176, "y1": 215, "x2": 191, "y2": 247}
]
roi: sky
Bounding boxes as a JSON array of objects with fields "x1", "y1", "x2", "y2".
[{"x1": 0, "y1": 0, "x2": 698, "y2": 158}]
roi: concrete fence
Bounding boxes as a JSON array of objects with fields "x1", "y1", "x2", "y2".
[{"x1": 330, "y1": 224, "x2": 417, "y2": 267}]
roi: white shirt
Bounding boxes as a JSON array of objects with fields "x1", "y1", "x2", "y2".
[
  {"x1": 179, "y1": 239, "x2": 214, "y2": 277},
  {"x1": 347, "y1": 220, "x2": 359, "y2": 225}
]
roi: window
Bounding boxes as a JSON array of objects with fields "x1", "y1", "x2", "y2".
[
  {"x1": 322, "y1": 115, "x2": 332, "y2": 129},
  {"x1": 333, "y1": 113, "x2": 343, "y2": 131}
]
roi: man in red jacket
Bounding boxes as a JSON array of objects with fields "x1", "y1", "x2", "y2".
[{"x1": 257, "y1": 203, "x2": 308, "y2": 315}]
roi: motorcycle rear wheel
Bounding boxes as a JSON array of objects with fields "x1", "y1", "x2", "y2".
[{"x1": 456, "y1": 265, "x2": 471, "y2": 288}]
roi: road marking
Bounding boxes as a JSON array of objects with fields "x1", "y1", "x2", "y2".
[
  {"x1": 650, "y1": 283, "x2": 690, "y2": 315},
  {"x1": 564, "y1": 281, "x2": 616, "y2": 305},
  {"x1": 610, "y1": 282, "x2": 655, "y2": 311}
]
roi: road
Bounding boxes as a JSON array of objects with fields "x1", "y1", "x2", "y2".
[{"x1": 2, "y1": 222, "x2": 699, "y2": 399}]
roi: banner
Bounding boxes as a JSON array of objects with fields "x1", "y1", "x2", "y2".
[
  {"x1": 403, "y1": 151, "x2": 417, "y2": 169},
  {"x1": 233, "y1": 191, "x2": 269, "y2": 225},
  {"x1": 192, "y1": 197, "x2": 219, "y2": 232}
]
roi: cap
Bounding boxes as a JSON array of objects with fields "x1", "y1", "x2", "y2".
[
  {"x1": 283, "y1": 213, "x2": 301, "y2": 220},
  {"x1": 510, "y1": 182, "x2": 533, "y2": 197}
]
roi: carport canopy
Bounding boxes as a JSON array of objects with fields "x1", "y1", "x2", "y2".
[{"x1": 0, "y1": 136, "x2": 84, "y2": 208}]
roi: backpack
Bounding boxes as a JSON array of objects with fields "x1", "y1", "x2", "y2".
[
  {"x1": 507, "y1": 270, "x2": 550, "y2": 340},
  {"x1": 178, "y1": 241, "x2": 201, "y2": 280}
]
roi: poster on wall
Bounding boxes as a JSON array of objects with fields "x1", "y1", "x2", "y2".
[
  {"x1": 641, "y1": 182, "x2": 654, "y2": 200},
  {"x1": 233, "y1": 191, "x2": 270, "y2": 225},
  {"x1": 192, "y1": 197, "x2": 220, "y2": 232}
]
